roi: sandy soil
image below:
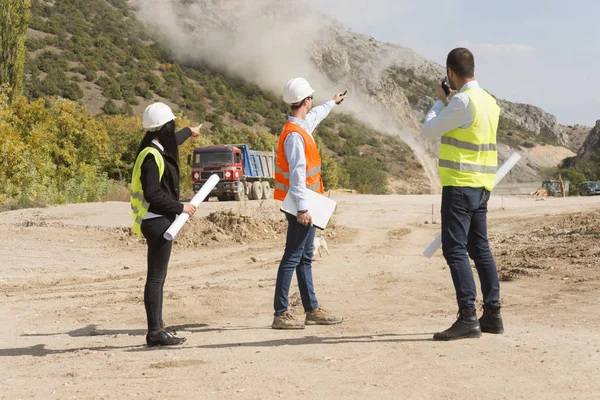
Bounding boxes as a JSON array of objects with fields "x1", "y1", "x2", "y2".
[
  {"x1": 525, "y1": 145, "x2": 575, "y2": 171},
  {"x1": 1, "y1": 194, "x2": 599, "y2": 399}
]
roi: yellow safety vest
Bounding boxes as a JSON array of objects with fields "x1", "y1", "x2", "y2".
[
  {"x1": 130, "y1": 147, "x2": 165, "y2": 236},
  {"x1": 438, "y1": 87, "x2": 500, "y2": 191}
]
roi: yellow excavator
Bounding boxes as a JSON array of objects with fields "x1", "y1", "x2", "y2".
[{"x1": 532, "y1": 174, "x2": 568, "y2": 197}]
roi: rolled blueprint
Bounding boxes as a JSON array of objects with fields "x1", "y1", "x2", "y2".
[
  {"x1": 493, "y1": 152, "x2": 522, "y2": 185},
  {"x1": 163, "y1": 174, "x2": 220, "y2": 241},
  {"x1": 423, "y1": 152, "x2": 522, "y2": 258}
]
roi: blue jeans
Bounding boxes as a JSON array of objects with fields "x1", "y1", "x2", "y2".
[
  {"x1": 441, "y1": 186, "x2": 500, "y2": 310},
  {"x1": 273, "y1": 213, "x2": 319, "y2": 315}
]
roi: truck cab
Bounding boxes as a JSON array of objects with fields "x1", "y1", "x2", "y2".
[{"x1": 191, "y1": 146, "x2": 244, "y2": 201}]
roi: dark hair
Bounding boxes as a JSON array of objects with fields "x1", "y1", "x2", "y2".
[
  {"x1": 446, "y1": 48, "x2": 475, "y2": 78},
  {"x1": 290, "y1": 95, "x2": 312, "y2": 111},
  {"x1": 136, "y1": 131, "x2": 158, "y2": 158}
]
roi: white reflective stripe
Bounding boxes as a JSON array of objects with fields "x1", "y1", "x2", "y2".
[
  {"x1": 275, "y1": 165, "x2": 290, "y2": 179},
  {"x1": 135, "y1": 216, "x2": 144, "y2": 225},
  {"x1": 306, "y1": 165, "x2": 321, "y2": 177},
  {"x1": 274, "y1": 182, "x2": 289, "y2": 191},
  {"x1": 441, "y1": 137, "x2": 497, "y2": 152},
  {"x1": 276, "y1": 165, "x2": 321, "y2": 178},
  {"x1": 131, "y1": 192, "x2": 145, "y2": 202},
  {"x1": 131, "y1": 195, "x2": 150, "y2": 219},
  {"x1": 307, "y1": 183, "x2": 320, "y2": 191},
  {"x1": 439, "y1": 159, "x2": 497, "y2": 174}
]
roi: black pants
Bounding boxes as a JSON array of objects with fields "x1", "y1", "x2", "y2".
[
  {"x1": 441, "y1": 186, "x2": 500, "y2": 310},
  {"x1": 141, "y1": 216, "x2": 175, "y2": 332}
]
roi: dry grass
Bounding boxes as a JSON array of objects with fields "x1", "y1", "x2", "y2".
[{"x1": 101, "y1": 181, "x2": 131, "y2": 202}]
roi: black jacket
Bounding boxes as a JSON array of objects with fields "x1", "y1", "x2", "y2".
[{"x1": 140, "y1": 128, "x2": 192, "y2": 217}]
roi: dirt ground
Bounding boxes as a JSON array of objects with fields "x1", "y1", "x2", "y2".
[{"x1": 1, "y1": 194, "x2": 599, "y2": 399}]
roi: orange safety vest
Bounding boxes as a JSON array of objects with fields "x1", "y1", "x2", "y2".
[{"x1": 274, "y1": 121, "x2": 324, "y2": 201}]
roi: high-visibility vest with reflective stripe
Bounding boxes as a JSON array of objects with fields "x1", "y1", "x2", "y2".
[
  {"x1": 130, "y1": 147, "x2": 165, "y2": 236},
  {"x1": 274, "y1": 121, "x2": 324, "y2": 201},
  {"x1": 439, "y1": 87, "x2": 500, "y2": 191}
]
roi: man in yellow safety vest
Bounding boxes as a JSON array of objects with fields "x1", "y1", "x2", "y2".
[{"x1": 422, "y1": 48, "x2": 504, "y2": 341}]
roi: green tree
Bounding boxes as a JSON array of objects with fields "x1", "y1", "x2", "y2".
[
  {"x1": 0, "y1": 0, "x2": 32, "y2": 100},
  {"x1": 557, "y1": 168, "x2": 587, "y2": 196}
]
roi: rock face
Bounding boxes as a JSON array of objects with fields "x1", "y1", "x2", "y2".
[
  {"x1": 577, "y1": 120, "x2": 600, "y2": 159},
  {"x1": 497, "y1": 100, "x2": 569, "y2": 146},
  {"x1": 310, "y1": 23, "x2": 440, "y2": 133},
  {"x1": 561, "y1": 124, "x2": 592, "y2": 153}
]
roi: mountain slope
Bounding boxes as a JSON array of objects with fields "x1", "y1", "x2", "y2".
[
  {"x1": 23, "y1": 0, "x2": 429, "y2": 194},
  {"x1": 22, "y1": 0, "x2": 587, "y2": 195}
]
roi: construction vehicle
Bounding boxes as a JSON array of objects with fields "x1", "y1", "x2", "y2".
[
  {"x1": 580, "y1": 181, "x2": 600, "y2": 196},
  {"x1": 189, "y1": 145, "x2": 275, "y2": 201},
  {"x1": 532, "y1": 174, "x2": 569, "y2": 197}
]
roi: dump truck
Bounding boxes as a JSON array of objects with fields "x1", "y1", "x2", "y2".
[{"x1": 190, "y1": 145, "x2": 275, "y2": 201}]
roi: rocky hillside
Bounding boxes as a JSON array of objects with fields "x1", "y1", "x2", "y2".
[
  {"x1": 561, "y1": 124, "x2": 593, "y2": 153},
  {"x1": 576, "y1": 120, "x2": 600, "y2": 159},
  {"x1": 556, "y1": 120, "x2": 600, "y2": 193},
  {"x1": 23, "y1": 0, "x2": 588, "y2": 192}
]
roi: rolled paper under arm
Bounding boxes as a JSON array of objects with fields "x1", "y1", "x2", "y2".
[{"x1": 163, "y1": 174, "x2": 220, "y2": 241}]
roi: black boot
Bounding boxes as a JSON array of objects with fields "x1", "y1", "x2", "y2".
[
  {"x1": 146, "y1": 330, "x2": 186, "y2": 347},
  {"x1": 479, "y1": 305, "x2": 504, "y2": 334},
  {"x1": 433, "y1": 308, "x2": 482, "y2": 341}
]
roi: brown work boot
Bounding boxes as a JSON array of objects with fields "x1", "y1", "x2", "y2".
[
  {"x1": 272, "y1": 311, "x2": 305, "y2": 330},
  {"x1": 305, "y1": 308, "x2": 343, "y2": 325}
]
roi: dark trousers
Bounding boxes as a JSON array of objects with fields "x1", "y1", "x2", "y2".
[
  {"x1": 441, "y1": 186, "x2": 500, "y2": 310},
  {"x1": 141, "y1": 216, "x2": 175, "y2": 332},
  {"x1": 273, "y1": 213, "x2": 319, "y2": 315}
]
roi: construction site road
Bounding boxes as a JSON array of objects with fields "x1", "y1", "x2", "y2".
[{"x1": 1, "y1": 194, "x2": 599, "y2": 399}]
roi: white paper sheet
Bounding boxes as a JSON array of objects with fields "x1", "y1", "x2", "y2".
[{"x1": 280, "y1": 190, "x2": 337, "y2": 230}]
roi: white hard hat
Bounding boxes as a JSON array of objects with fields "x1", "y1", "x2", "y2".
[
  {"x1": 143, "y1": 102, "x2": 176, "y2": 131},
  {"x1": 283, "y1": 77, "x2": 315, "y2": 104}
]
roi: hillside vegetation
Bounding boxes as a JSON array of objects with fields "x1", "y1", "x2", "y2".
[{"x1": 0, "y1": 0, "x2": 429, "y2": 210}]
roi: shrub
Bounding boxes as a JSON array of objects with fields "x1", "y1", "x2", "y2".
[
  {"x1": 344, "y1": 156, "x2": 388, "y2": 194},
  {"x1": 102, "y1": 99, "x2": 121, "y2": 115}
]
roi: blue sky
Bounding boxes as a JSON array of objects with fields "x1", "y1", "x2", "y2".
[{"x1": 312, "y1": 0, "x2": 599, "y2": 126}]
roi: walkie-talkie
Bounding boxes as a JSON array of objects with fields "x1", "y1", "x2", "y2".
[{"x1": 441, "y1": 78, "x2": 451, "y2": 96}]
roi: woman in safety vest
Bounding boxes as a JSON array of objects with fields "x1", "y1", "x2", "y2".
[{"x1": 130, "y1": 102, "x2": 201, "y2": 347}]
